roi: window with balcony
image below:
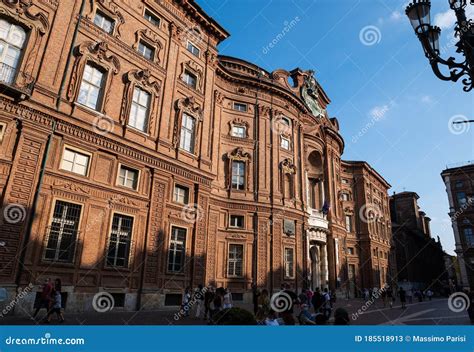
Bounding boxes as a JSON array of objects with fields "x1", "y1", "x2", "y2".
[
  {"x1": 231, "y1": 161, "x2": 246, "y2": 190},
  {"x1": 179, "y1": 113, "x2": 196, "y2": 153},
  {"x1": 284, "y1": 247, "x2": 294, "y2": 278},
  {"x1": 229, "y1": 215, "x2": 244, "y2": 228},
  {"x1": 117, "y1": 165, "x2": 139, "y2": 190},
  {"x1": 77, "y1": 63, "x2": 105, "y2": 110},
  {"x1": 227, "y1": 244, "x2": 243, "y2": 277},
  {"x1": 168, "y1": 226, "x2": 186, "y2": 272},
  {"x1": 94, "y1": 10, "x2": 115, "y2": 34},
  {"x1": 44, "y1": 200, "x2": 82, "y2": 263},
  {"x1": 106, "y1": 214, "x2": 133, "y2": 267},
  {"x1": 0, "y1": 19, "x2": 26, "y2": 85},
  {"x1": 173, "y1": 185, "x2": 189, "y2": 204},
  {"x1": 60, "y1": 148, "x2": 90, "y2": 176},
  {"x1": 128, "y1": 87, "x2": 150, "y2": 132},
  {"x1": 182, "y1": 70, "x2": 197, "y2": 89},
  {"x1": 137, "y1": 40, "x2": 155, "y2": 61}
]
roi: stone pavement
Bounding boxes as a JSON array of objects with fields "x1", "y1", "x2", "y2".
[{"x1": 0, "y1": 297, "x2": 471, "y2": 325}]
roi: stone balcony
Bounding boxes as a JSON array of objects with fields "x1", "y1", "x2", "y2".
[{"x1": 307, "y1": 208, "x2": 329, "y2": 230}]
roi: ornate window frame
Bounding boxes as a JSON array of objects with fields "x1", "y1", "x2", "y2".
[
  {"x1": 133, "y1": 29, "x2": 163, "y2": 64},
  {"x1": 120, "y1": 69, "x2": 161, "y2": 135},
  {"x1": 173, "y1": 97, "x2": 203, "y2": 155},
  {"x1": 67, "y1": 41, "x2": 120, "y2": 115},
  {"x1": 179, "y1": 60, "x2": 203, "y2": 92},
  {"x1": 281, "y1": 158, "x2": 296, "y2": 199},
  {"x1": 0, "y1": 0, "x2": 49, "y2": 95},
  {"x1": 86, "y1": 0, "x2": 125, "y2": 38},
  {"x1": 226, "y1": 147, "x2": 251, "y2": 192},
  {"x1": 228, "y1": 118, "x2": 249, "y2": 138}
]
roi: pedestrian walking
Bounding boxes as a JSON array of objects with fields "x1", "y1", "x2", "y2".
[
  {"x1": 399, "y1": 287, "x2": 406, "y2": 309},
  {"x1": 195, "y1": 284, "x2": 205, "y2": 318},
  {"x1": 279, "y1": 284, "x2": 297, "y2": 325},
  {"x1": 204, "y1": 286, "x2": 215, "y2": 320},
  {"x1": 46, "y1": 289, "x2": 64, "y2": 323},
  {"x1": 407, "y1": 288, "x2": 413, "y2": 304},
  {"x1": 32, "y1": 278, "x2": 53, "y2": 321},
  {"x1": 425, "y1": 289, "x2": 433, "y2": 301},
  {"x1": 252, "y1": 284, "x2": 260, "y2": 315},
  {"x1": 312, "y1": 288, "x2": 324, "y2": 314},
  {"x1": 223, "y1": 288, "x2": 233, "y2": 309},
  {"x1": 181, "y1": 287, "x2": 191, "y2": 317},
  {"x1": 256, "y1": 289, "x2": 270, "y2": 322}
]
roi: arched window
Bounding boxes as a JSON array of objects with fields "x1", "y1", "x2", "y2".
[{"x1": 0, "y1": 19, "x2": 26, "y2": 84}]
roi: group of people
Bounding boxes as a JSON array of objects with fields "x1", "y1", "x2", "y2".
[
  {"x1": 253, "y1": 284, "x2": 348, "y2": 326},
  {"x1": 32, "y1": 278, "x2": 64, "y2": 323},
  {"x1": 181, "y1": 285, "x2": 233, "y2": 320}
]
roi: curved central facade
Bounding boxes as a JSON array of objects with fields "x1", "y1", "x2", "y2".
[{"x1": 0, "y1": 0, "x2": 394, "y2": 311}]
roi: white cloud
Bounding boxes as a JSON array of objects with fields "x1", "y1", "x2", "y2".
[
  {"x1": 434, "y1": 6, "x2": 474, "y2": 30},
  {"x1": 370, "y1": 105, "x2": 390, "y2": 120},
  {"x1": 421, "y1": 95, "x2": 433, "y2": 104},
  {"x1": 390, "y1": 11, "x2": 403, "y2": 21}
]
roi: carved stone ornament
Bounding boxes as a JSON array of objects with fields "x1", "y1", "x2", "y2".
[
  {"x1": 281, "y1": 158, "x2": 296, "y2": 174},
  {"x1": 227, "y1": 147, "x2": 251, "y2": 161},
  {"x1": 301, "y1": 70, "x2": 325, "y2": 118}
]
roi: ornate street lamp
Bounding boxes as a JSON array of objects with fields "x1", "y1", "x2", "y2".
[{"x1": 406, "y1": 0, "x2": 474, "y2": 92}]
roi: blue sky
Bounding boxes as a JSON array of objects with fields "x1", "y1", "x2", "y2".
[{"x1": 198, "y1": 0, "x2": 474, "y2": 254}]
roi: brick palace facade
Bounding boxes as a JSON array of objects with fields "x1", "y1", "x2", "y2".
[{"x1": 0, "y1": 0, "x2": 394, "y2": 312}]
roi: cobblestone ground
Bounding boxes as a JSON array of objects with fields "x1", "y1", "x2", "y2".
[{"x1": 0, "y1": 297, "x2": 471, "y2": 325}]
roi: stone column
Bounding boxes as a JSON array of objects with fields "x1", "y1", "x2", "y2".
[{"x1": 321, "y1": 243, "x2": 329, "y2": 288}]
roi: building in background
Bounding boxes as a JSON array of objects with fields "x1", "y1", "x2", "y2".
[
  {"x1": 441, "y1": 162, "x2": 474, "y2": 290},
  {"x1": 0, "y1": 0, "x2": 393, "y2": 313},
  {"x1": 390, "y1": 192, "x2": 449, "y2": 292}
]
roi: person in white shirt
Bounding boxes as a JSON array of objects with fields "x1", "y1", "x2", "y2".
[{"x1": 223, "y1": 288, "x2": 233, "y2": 309}]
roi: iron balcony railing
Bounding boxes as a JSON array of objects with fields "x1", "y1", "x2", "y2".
[{"x1": 0, "y1": 62, "x2": 35, "y2": 98}]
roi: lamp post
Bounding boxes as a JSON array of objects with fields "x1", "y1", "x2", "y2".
[{"x1": 405, "y1": 0, "x2": 474, "y2": 92}]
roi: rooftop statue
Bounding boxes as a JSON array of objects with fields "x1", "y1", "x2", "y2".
[{"x1": 301, "y1": 70, "x2": 324, "y2": 118}]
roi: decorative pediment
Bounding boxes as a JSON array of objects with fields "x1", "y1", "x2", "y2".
[
  {"x1": 175, "y1": 96, "x2": 203, "y2": 120},
  {"x1": 75, "y1": 41, "x2": 120, "y2": 74},
  {"x1": 109, "y1": 195, "x2": 139, "y2": 207},
  {"x1": 53, "y1": 181, "x2": 90, "y2": 194},
  {"x1": 1, "y1": 0, "x2": 49, "y2": 33},
  {"x1": 125, "y1": 69, "x2": 161, "y2": 93},
  {"x1": 133, "y1": 29, "x2": 163, "y2": 63},
  {"x1": 180, "y1": 60, "x2": 203, "y2": 91},
  {"x1": 281, "y1": 158, "x2": 296, "y2": 174},
  {"x1": 86, "y1": 0, "x2": 125, "y2": 38},
  {"x1": 227, "y1": 147, "x2": 251, "y2": 161}
]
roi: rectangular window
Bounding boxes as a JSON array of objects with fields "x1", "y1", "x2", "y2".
[
  {"x1": 117, "y1": 165, "x2": 139, "y2": 190},
  {"x1": 281, "y1": 136, "x2": 290, "y2": 150},
  {"x1": 106, "y1": 214, "x2": 133, "y2": 267},
  {"x1": 231, "y1": 161, "x2": 245, "y2": 190},
  {"x1": 347, "y1": 247, "x2": 355, "y2": 255},
  {"x1": 345, "y1": 215, "x2": 352, "y2": 232},
  {"x1": 144, "y1": 9, "x2": 160, "y2": 27},
  {"x1": 0, "y1": 122, "x2": 6, "y2": 142},
  {"x1": 186, "y1": 41, "x2": 200, "y2": 57},
  {"x1": 342, "y1": 179, "x2": 349, "y2": 184},
  {"x1": 138, "y1": 41, "x2": 155, "y2": 61},
  {"x1": 179, "y1": 113, "x2": 196, "y2": 153},
  {"x1": 60, "y1": 148, "x2": 90, "y2": 176},
  {"x1": 341, "y1": 193, "x2": 349, "y2": 201},
  {"x1": 94, "y1": 11, "x2": 115, "y2": 34},
  {"x1": 228, "y1": 244, "x2": 243, "y2": 277},
  {"x1": 173, "y1": 185, "x2": 189, "y2": 204},
  {"x1": 464, "y1": 228, "x2": 474, "y2": 247},
  {"x1": 182, "y1": 70, "x2": 197, "y2": 89},
  {"x1": 284, "y1": 248, "x2": 294, "y2": 278},
  {"x1": 77, "y1": 64, "x2": 104, "y2": 110},
  {"x1": 231, "y1": 125, "x2": 246, "y2": 138},
  {"x1": 233, "y1": 102, "x2": 247, "y2": 112},
  {"x1": 455, "y1": 181, "x2": 463, "y2": 189},
  {"x1": 457, "y1": 192, "x2": 467, "y2": 207},
  {"x1": 44, "y1": 201, "x2": 81, "y2": 263},
  {"x1": 168, "y1": 226, "x2": 186, "y2": 272},
  {"x1": 229, "y1": 215, "x2": 244, "y2": 228},
  {"x1": 128, "y1": 87, "x2": 150, "y2": 132}
]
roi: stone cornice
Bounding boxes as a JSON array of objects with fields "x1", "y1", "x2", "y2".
[{"x1": 0, "y1": 97, "x2": 213, "y2": 186}]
